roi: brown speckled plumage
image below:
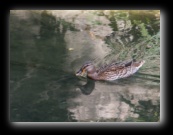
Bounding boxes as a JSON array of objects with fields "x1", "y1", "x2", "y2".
[{"x1": 76, "y1": 59, "x2": 145, "y2": 81}]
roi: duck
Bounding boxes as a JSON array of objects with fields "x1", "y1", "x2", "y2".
[{"x1": 76, "y1": 59, "x2": 145, "y2": 81}]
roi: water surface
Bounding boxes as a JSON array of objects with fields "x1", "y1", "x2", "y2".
[{"x1": 10, "y1": 10, "x2": 160, "y2": 122}]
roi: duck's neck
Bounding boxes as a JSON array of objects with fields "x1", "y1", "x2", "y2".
[
  {"x1": 84, "y1": 64, "x2": 101, "y2": 80},
  {"x1": 87, "y1": 68, "x2": 99, "y2": 80}
]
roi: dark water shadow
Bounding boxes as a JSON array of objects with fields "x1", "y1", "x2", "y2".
[
  {"x1": 74, "y1": 72, "x2": 147, "y2": 95},
  {"x1": 76, "y1": 78, "x2": 95, "y2": 95},
  {"x1": 74, "y1": 69, "x2": 160, "y2": 95}
]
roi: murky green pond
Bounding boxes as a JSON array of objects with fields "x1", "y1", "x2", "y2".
[{"x1": 10, "y1": 10, "x2": 160, "y2": 122}]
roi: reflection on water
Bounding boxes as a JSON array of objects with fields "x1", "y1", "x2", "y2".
[
  {"x1": 68, "y1": 76, "x2": 159, "y2": 122},
  {"x1": 77, "y1": 78, "x2": 95, "y2": 95},
  {"x1": 10, "y1": 10, "x2": 160, "y2": 122}
]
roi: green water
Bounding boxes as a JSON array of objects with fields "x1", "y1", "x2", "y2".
[{"x1": 10, "y1": 10, "x2": 160, "y2": 122}]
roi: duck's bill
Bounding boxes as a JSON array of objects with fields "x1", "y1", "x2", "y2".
[{"x1": 76, "y1": 70, "x2": 83, "y2": 76}]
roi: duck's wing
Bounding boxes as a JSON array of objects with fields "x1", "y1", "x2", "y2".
[
  {"x1": 97, "y1": 59, "x2": 133, "y2": 73},
  {"x1": 110, "y1": 59, "x2": 133, "y2": 67}
]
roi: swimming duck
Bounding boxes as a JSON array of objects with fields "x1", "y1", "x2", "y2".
[{"x1": 76, "y1": 59, "x2": 145, "y2": 81}]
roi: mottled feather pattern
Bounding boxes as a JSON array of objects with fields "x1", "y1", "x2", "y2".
[
  {"x1": 76, "y1": 59, "x2": 145, "y2": 81},
  {"x1": 97, "y1": 60, "x2": 131, "y2": 74}
]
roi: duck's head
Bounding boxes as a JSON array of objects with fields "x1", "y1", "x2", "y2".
[{"x1": 76, "y1": 62, "x2": 96, "y2": 77}]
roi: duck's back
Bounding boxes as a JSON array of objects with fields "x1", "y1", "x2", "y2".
[{"x1": 96, "y1": 60, "x2": 145, "y2": 81}]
